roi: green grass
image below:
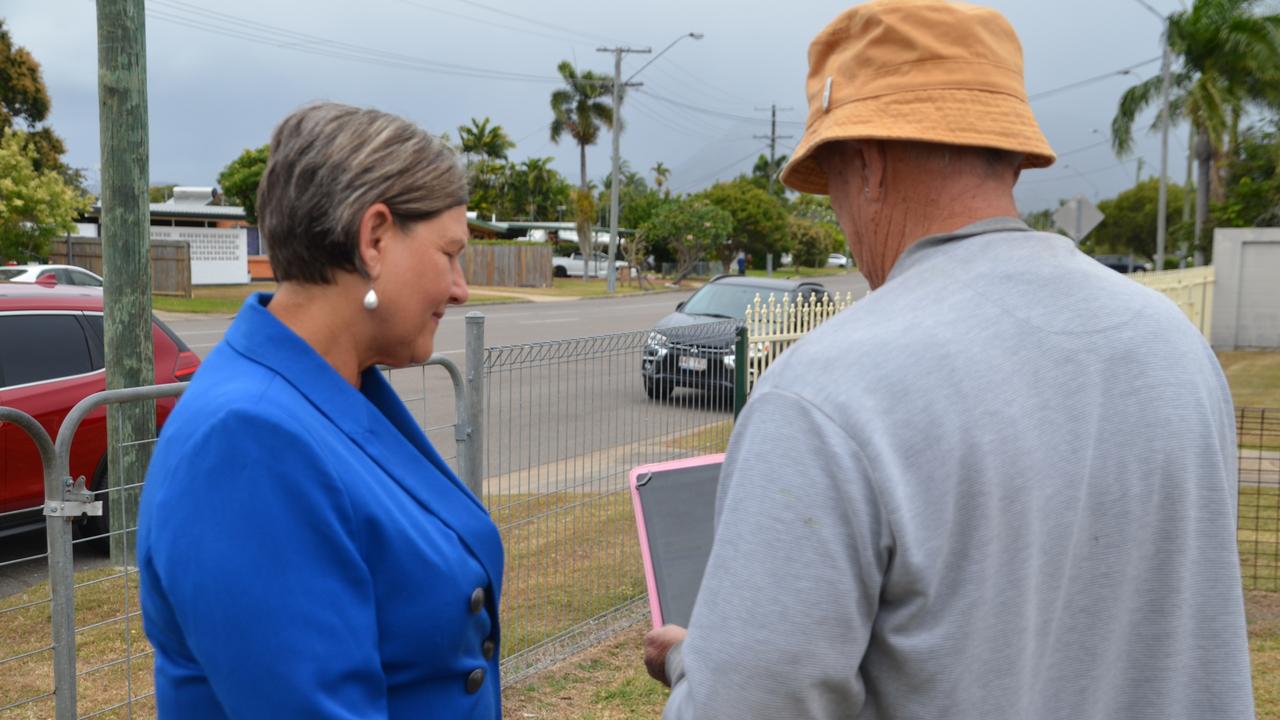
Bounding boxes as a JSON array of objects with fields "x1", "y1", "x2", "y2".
[{"x1": 477, "y1": 277, "x2": 652, "y2": 298}]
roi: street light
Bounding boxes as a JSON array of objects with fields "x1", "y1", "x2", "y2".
[
  {"x1": 1133, "y1": 0, "x2": 1173, "y2": 272},
  {"x1": 600, "y1": 32, "x2": 704, "y2": 293}
]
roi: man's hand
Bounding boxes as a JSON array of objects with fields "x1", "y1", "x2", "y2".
[{"x1": 644, "y1": 624, "x2": 688, "y2": 687}]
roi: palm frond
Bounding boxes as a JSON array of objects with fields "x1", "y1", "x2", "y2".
[{"x1": 1111, "y1": 74, "x2": 1166, "y2": 156}]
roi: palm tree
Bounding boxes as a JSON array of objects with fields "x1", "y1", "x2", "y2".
[
  {"x1": 651, "y1": 161, "x2": 671, "y2": 197},
  {"x1": 550, "y1": 60, "x2": 617, "y2": 272},
  {"x1": 458, "y1": 117, "x2": 515, "y2": 166},
  {"x1": 1111, "y1": 0, "x2": 1280, "y2": 260}
]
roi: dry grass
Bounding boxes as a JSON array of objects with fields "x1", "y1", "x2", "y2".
[
  {"x1": 1220, "y1": 351, "x2": 1280, "y2": 410},
  {"x1": 0, "y1": 566, "x2": 153, "y2": 719},
  {"x1": 493, "y1": 491, "x2": 646, "y2": 659},
  {"x1": 502, "y1": 622, "x2": 667, "y2": 719}
]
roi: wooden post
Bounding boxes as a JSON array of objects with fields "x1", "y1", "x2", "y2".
[{"x1": 97, "y1": 0, "x2": 156, "y2": 565}]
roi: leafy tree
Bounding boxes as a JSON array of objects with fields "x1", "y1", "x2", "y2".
[
  {"x1": 751, "y1": 153, "x2": 788, "y2": 197},
  {"x1": 0, "y1": 128, "x2": 90, "y2": 261},
  {"x1": 651, "y1": 161, "x2": 671, "y2": 197},
  {"x1": 149, "y1": 184, "x2": 177, "y2": 203},
  {"x1": 789, "y1": 216, "x2": 845, "y2": 268},
  {"x1": 698, "y1": 178, "x2": 790, "y2": 267},
  {"x1": 0, "y1": 20, "x2": 79, "y2": 186},
  {"x1": 1111, "y1": 0, "x2": 1280, "y2": 257},
  {"x1": 550, "y1": 60, "x2": 617, "y2": 266},
  {"x1": 1022, "y1": 207, "x2": 1058, "y2": 232},
  {"x1": 457, "y1": 117, "x2": 515, "y2": 165},
  {"x1": 1215, "y1": 121, "x2": 1280, "y2": 226},
  {"x1": 217, "y1": 145, "x2": 269, "y2": 224},
  {"x1": 1083, "y1": 178, "x2": 1187, "y2": 260},
  {"x1": 638, "y1": 198, "x2": 732, "y2": 281},
  {"x1": 505, "y1": 156, "x2": 571, "y2": 220}
]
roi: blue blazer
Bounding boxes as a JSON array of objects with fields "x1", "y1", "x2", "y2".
[{"x1": 138, "y1": 294, "x2": 504, "y2": 719}]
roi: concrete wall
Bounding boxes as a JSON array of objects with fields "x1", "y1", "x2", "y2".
[{"x1": 1212, "y1": 228, "x2": 1280, "y2": 349}]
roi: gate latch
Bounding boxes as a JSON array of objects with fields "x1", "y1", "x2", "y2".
[{"x1": 44, "y1": 476, "x2": 103, "y2": 517}]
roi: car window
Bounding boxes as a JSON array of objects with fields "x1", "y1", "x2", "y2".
[
  {"x1": 0, "y1": 314, "x2": 96, "y2": 387},
  {"x1": 0, "y1": 268, "x2": 23, "y2": 280},
  {"x1": 682, "y1": 284, "x2": 796, "y2": 319},
  {"x1": 71, "y1": 270, "x2": 102, "y2": 287}
]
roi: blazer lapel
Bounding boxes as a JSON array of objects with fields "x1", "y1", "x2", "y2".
[{"x1": 224, "y1": 294, "x2": 504, "y2": 593}]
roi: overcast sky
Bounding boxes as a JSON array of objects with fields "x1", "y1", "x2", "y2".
[{"x1": 7, "y1": 0, "x2": 1190, "y2": 213}]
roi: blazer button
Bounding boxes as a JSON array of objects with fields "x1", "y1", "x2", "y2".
[
  {"x1": 482, "y1": 639, "x2": 495, "y2": 660},
  {"x1": 469, "y1": 587, "x2": 486, "y2": 614},
  {"x1": 466, "y1": 667, "x2": 485, "y2": 694}
]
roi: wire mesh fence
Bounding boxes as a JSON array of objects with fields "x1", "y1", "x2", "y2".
[
  {"x1": 2, "y1": 321, "x2": 1275, "y2": 716},
  {"x1": 482, "y1": 320, "x2": 739, "y2": 682},
  {"x1": 1239, "y1": 407, "x2": 1279, "y2": 591}
]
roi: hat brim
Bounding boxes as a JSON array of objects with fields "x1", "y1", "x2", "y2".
[{"x1": 780, "y1": 89, "x2": 1056, "y2": 195}]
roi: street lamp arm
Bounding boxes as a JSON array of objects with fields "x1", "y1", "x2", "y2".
[{"x1": 624, "y1": 32, "x2": 704, "y2": 84}]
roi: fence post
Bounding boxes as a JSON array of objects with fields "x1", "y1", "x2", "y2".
[
  {"x1": 463, "y1": 312, "x2": 486, "y2": 498},
  {"x1": 733, "y1": 325, "x2": 748, "y2": 419}
]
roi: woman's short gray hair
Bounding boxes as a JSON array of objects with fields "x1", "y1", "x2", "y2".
[{"x1": 257, "y1": 102, "x2": 468, "y2": 284}]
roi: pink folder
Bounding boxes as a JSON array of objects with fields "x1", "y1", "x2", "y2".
[{"x1": 629, "y1": 454, "x2": 725, "y2": 629}]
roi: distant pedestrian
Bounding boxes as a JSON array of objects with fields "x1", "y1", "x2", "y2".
[
  {"x1": 138, "y1": 102, "x2": 503, "y2": 719},
  {"x1": 644, "y1": 2, "x2": 1253, "y2": 719},
  {"x1": 735, "y1": 252, "x2": 746, "y2": 275}
]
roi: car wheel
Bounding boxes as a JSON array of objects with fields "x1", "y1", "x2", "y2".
[
  {"x1": 644, "y1": 378, "x2": 673, "y2": 401},
  {"x1": 553, "y1": 266, "x2": 568, "y2": 278}
]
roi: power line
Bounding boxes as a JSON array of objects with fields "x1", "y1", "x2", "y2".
[
  {"x1": 386, "y1": 0, "x2": 604, "y2": 48},
  {"x1": 674, "y1": 145, "x2": 770, "y2": 193},
  {"x1": 1028, "y1": 56, "x2": 1161, "y2": 101},
  {"x1": 443, "y1": 0, "x2": 624, "y2": 46},
  {"x1": 636, "y1": 89, "x2": 803, "y2": 125},
  {"x1": 147, "y1": 0, "x2": 562, "y2": 84}
]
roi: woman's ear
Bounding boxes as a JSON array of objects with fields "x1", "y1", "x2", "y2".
[{"x1": 357, "y1": 203, "x2": 396, "y2": 279}]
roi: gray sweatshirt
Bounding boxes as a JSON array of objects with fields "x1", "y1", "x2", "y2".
[{"x1": 662, "y1": 219, "x2": 1253, "y2": 719}]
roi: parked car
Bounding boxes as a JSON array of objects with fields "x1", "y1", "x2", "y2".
[
  {"x1": 0, "y1": 264, "x2": 104, "y2": 287},
  {"x1": 641, "y1": 276, "x2": 827, "y2": 402},
  {"x1": 552, "y1": 252, "x2": 634, "y2": 278},
  {"x1": 0, "y1": 281, "x2": 200, "y2": 541},
  {"x1": 826, "y1": 253, "x2": 852, "y2": 269},
  {"x1": 1093, "y1": 255, "x2": 1153, "y2": 273}
]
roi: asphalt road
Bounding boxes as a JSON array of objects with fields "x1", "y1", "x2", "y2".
[{"x1": 0, "y1": 272, "x2": 869, "y2": 597}]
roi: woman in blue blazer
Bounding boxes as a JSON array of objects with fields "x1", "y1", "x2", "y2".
[{"x1": 137, "y1": 102, "x2": 503, "y2": 719}]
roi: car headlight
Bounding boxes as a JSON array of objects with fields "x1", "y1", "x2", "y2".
[{"x1": 646, "y1": 331, "x2": 670, "y2": 357}]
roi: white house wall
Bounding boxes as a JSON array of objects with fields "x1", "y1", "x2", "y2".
[{"x1": 149, "y1": 226, "x2": 249, "y2": 285}]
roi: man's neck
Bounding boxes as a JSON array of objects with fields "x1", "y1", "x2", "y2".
[{"x1": 865, "y1": 187, "x2": 1018, "y2": 288}]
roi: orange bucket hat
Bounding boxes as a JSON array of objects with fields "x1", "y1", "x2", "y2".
[{"x1": 780, "y1": 0, "x2": 1056, "y2": 195}]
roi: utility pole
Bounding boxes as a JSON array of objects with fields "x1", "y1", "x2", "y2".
[
  {"x1": 97, "y1": 0, "x2": 155, "y2": 565},
  {"x1": 1135, "y1": 157, "x2": 1144, "y2": 186},
  {"x1": 754, "y1": 104, "x2": 794, "y2": 196},
  {"x1": 599, "y1": 32, "x2": 702, "y2": 294},
  {"x1": 598, "y1": 46, "x2": 650, "y2": 294},
  {"x1": 1135, "y1": 0, "x2": 1172, "y2": 272}
]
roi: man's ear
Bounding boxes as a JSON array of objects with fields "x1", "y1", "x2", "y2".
[
  {"x1": 860, "y1": 140, "x2": 887, "y2": 202},
  {"x1": 357, "y1": 202, "x2": 396, "y2": 279}
]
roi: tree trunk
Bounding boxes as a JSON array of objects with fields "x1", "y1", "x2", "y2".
[{"x1": 1194, "y1": 128, "x2": 1212, "y2": 266}]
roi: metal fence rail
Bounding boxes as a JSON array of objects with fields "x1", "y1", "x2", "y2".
[
  {"x1": 481, "y1": 319, "x2": 738, "y2": 682},
  {"x1": 1239, "y1": 407, "x2": 1279, "y2": 591},
  {"x1": 0, "y1": 356, "x2": 470, "y2": 720}
]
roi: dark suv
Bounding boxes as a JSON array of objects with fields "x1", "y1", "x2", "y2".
[
  {"x1": 0, "y1": 282, "x2": 199, "y2": 540},
  {"x1": 641, "y1": 276, "x2": 827, "y2": 401}
]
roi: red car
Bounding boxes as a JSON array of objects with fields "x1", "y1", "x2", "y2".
[{"x1": 0, "y1": 281, "x2": 199, "y2": 540}]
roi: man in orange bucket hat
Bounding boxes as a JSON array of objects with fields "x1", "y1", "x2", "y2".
[{"x1": 644, "y1": 2, "x2": 1254, "y2": 718}]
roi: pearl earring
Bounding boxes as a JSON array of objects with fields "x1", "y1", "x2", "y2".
[{"x1": 362, "y1": 287, "x2": 379, "y2": 311}]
